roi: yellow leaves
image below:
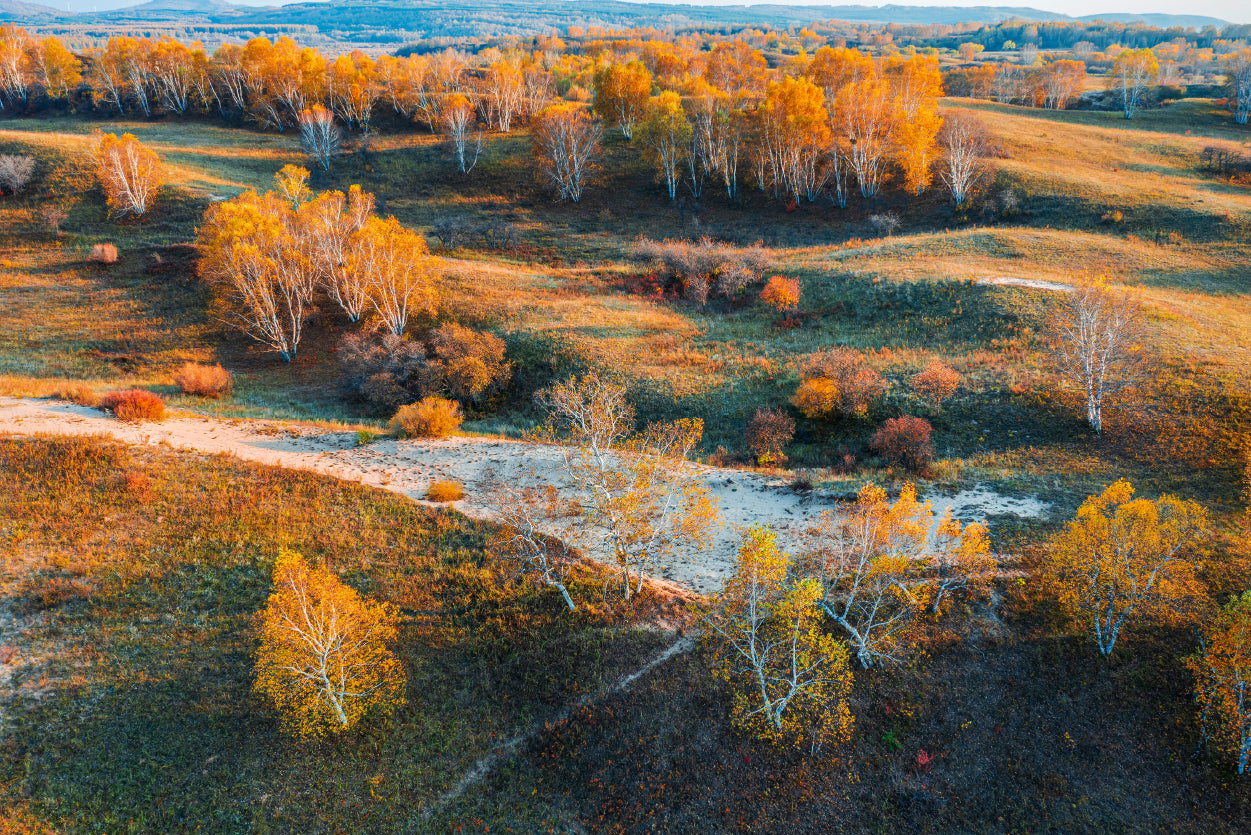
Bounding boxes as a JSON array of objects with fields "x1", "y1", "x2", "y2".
[
  {"x1": 253, "y1": 549, "x2": 406, "y2": 739},
  {"x1": 1188, "y1": 591, "x2": 1251, "y2": 772},
  {"x1": 791, "y1": 376, "x2": 839, "y2": 420},
  {"x1": 895, "y1": 106, "x2": 942, "y2": 195},
  {"x1": 1044, "y1": 480, "x2": 1209, "y2": 655},
  {"x1": 92, "y1": 131, "x2": 163, "y2": 219}
]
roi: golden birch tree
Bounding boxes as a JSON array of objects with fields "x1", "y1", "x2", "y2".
[
  {"x1": 1189, "y1": 591, "x2": 1251, "y2": 774},
  {"x1": 93, "y1": 131, "x2": 163, "y2": 219},
  {"x1": 253, "y1": 549, "x2": 405, "y2": 738},
  {"x1": 1044, "y1": 480, "x2": 1208, "y2": 656}
]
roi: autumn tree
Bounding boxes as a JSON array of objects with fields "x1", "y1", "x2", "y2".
[
  {"x1": 298, "y1": 105, "x2": 342, "y2": 172},
  {"x1": 805, "y1": 45, "x2": 874, "y2": 124},
  {"x1": 481, "y1": 51, "x2": 525, "y2": 131},
  {"x1": 439, "y1": 92, "x2": 483, "y2": 174},
  {"x1": 328, "y1": 51, "x2": 376, "y2": 131},
  {"x1": 759, "y1": 75, "x2": 830, "y2": 202},
  {"x1": 896, "y1": 106, "x2": 942, "y2": 195},
  {"x1": 1226, "y1": 49, "x2": 1251, "y2": 126},
  {"x1": 1050, "y1": 276, "x2": 1148, "y2": 434},
  {"x1": 930, "y1": 512, "x2": 993, "y2": 614},
  {"x1": 0, "y1": 25, "x2": 31, "y2": 108},
  {"x1": 253, "y1": 549, "x2": 405, "y2": 738},
  {"x1": 911, "y1": 359, "x2": 961, "y2": 411},
  {"x1": 93, "y1": 131, "x2": 163, "y2": 219},
  {"x1": 636, "y1": 91, "x2": 691, "y2": 200},
  {"x1": 801, "y1": 484, "x2": 929, "y2": 667},
  {"x1": 1043, "y1": 480, "x2": 1208, "y2": 656},
  {"x1": 302, "y1": 177, "x2": 376, "y2": 321},
  {"x1": 1189, "y1": 591, "x2": 1251, "y2": 774},
  {"x1": 480, "y1": 470, "x2": 580, "y2": 611},
  {"x1": 592, "y1": 60, "x2": 652, "y2": 139},
  {"x1": 836, "y1": 78, "x2": 894, "y2": 198},
  {"x1": 746, "y1": 406, "x2": 795, "y2": 466},
  {"x1": 884, "y1": 53, "x2": 942, "y2": 121},
  {"x1": 938, "y1": 111, "x2": 989, "y2": 206},
  {"x1": 198, "y1": 189, "x2": 318, "y2": 361},
  {"x1": 31, "y1": 36, "x2": 81, "y2": 101},
  {"x1": 532, "y1": 103, "x2": 602, "y2": 202},
  {"x1": 1111, "y1": 48, "x2": 1158, "y2": 119},
  {"x1": 1041, "y1": 59, "x2": 1086, "y2": 110},
  {"x1": 351, "y1": 214, "x2": 437, "y2": 336},
  {"x1": 538, "y1": 374, "x2": 717, "y2": 600},
  {"x1": 705, "y1": 527, "x2": 854, "y2": 748}
]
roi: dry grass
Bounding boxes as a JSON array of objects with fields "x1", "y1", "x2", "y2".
[
  {"x1": 173, "y1": 362, "x2": 232, "y2": 397},
  {"x1": 426, "y1": 479, "x2": 466, "y2": 502},
  {"x1": 389, "y1": 396, "x2": 462, "y2": 438},
  {"x1": 99, "y1": 389, "x2": 165, "y2": 422}
]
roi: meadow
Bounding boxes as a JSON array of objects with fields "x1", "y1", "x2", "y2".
[{"x1": 1, "y1": 92, "x2": 1251, "y2": 831}]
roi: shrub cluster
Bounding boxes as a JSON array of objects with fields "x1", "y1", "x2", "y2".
[
  {"x1": 88, "y1": 243, "x2": 119, "y2": 264},
  {"x1": 911, "y1": 360, "x2": 961, "y2": 410},
  {"x1": 758, "y1": 275, "x2": 801, "y2": 313},
  {"x1": 870, "y1": 415, "x2": 934, "y2": 472},
  {"x1": 339, "y1": 324, "x2": 511, "y2": 413},
  {"x1": 632, "y1": 236, "x2": 771, "y2": 304},
  {"x1": 99, "y1": 389, "x2": 166, "y2": 422},
  {"x1": 791, "y1": 348, "x2": 886, "y2": 420},
  {"x1": 173, "y1": 362, "x2": 233, "y2": 398},
  {"x1": 389, "y1": 396, "x2": 462, "y2": 438},
  {"x1": 746, "y1": 407, "x2": 795, "y2": 466}
]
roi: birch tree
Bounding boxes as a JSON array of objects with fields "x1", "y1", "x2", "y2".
[
  {"x1": 1050, "y1": 276, "x2": 1148, "y2": 434},
  {"x1": 93, "y1": 131, "x2": 163, "y2": 219},
  {"x1": 1044, "y1": 480, "x2": 1208, "y2": 656},
  {"x1": 1189, "y1": 591, "x2": 1251, "y2": 774},
  {"x1": 1111, "y1": 48, "x2": 1158, "y2": 119},
  {"x1": 637, "y1": 91, "x2": 692, "y2": 200},
  {"x1": 531, "y1": 103, "x2": 602, "y2": 202},
  {"x1": 538, "y1": 374, "x2": 717, "y2": 600},
  {"x1": 298, "y1": 105, "x2": 341, "y2": 172},
  {"x1": 352, "y1": 214, "x2": 437, "y2": 336},
  {"x1": 1226, "y1": 49, "x2": 1251, "y2": 126},
  {"x1": 253, "y1": 549, "x2": 405, "y2": 738},
  {"x1": 439, "y1": 92, "x2": 483, "y2": 174},
  {"x1": 939, "y1": 111, "x2": 988, "y2": 207},
  {"x1": 705, "y1": 527, "x2": 854, "y2": 749},
  {"x1": 480, "y1": 470, "x2": 581, "y2": 611}
]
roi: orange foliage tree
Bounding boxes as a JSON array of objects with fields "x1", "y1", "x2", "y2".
[
  {"x1": 592, "y1": 59, "x2": 652, "y2": 139},
  {"x1": 531, "y1": 103, "x2": 602, "y2": 202},
  {"x1": 759, "y1": 275, "x2": 801, "y2": 313},
  {"x1": 1188, "y1": 591, "x2": 1251, "y2": 774},
  {"x1": 93, "y1": 131, "x2": 163, "y2": 219},
  {"x1": 705, "y1": 527, "x2": 854, "y2": 748},
  {"x1": 1043, "y1": 480, "x2": 1209, "y2": 656},
  {"x1": 911, "y1": 359, "x2": 961, "y2": 411},
  {"x1": 350, "y1": 214, "x2": 437, "y2": 336},
  {"x1": 1111, "y1": 48, "x2": 1159, "y2": 119},
  {"x1": 758, "y1": 75, "x2": 830, "y2": 202},
  {"x1": 895, "y1": 106, "x2": 942, "y2": 195},
  {"x1": 253, "y1": 549, "x2": 406, "y2": 738},
  {"x1": 636, "y1": 91, "x2": 691, "y2": 200},
  {"x1": 791, "y1": 347, "x2": 886, "y2": 421}
]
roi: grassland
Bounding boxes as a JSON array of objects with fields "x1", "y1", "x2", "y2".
[{"x1": 1, "y1": 94, "x2": 1251, "y2": 831}]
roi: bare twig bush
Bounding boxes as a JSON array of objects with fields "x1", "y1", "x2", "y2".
[
  {"x1": 0, "y1": 154, "x2": 35, "y2": 194},
  {"x1": 632, "y1": 236, "x2": 771, "y2": 304},
  {"x1": 746, "y1": 407, "x2": 795, "y2": 466},
  {"x1": 869, "y1": 416, "x2": 935, "y2": 472}
]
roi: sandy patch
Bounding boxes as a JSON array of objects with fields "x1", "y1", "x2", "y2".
[
  {"x1": 0, "y1": 397, "x2": 1047, "y2": 594},
  {"x1": 978, "y1": 276, "x2": 1073, "y2": 293}
]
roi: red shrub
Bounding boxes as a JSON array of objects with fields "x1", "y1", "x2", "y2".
[
  {"x1": 870, "y1": 416, "x2": 934, "y2": 472},
  {"x1": 746, "y1": 407, "x2": 795, "y2": 466},
  {"x1": 100, "y1": 389, "x2": 166, "y2": 422}
]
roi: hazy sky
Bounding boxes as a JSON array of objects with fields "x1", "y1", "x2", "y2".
[{"x1": 55, "y1": 0, "x2": 1248, "y2": 24}]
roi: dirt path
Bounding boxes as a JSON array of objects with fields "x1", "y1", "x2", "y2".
[
  {"x1": 0, "y1": 397, "x2": 1049, "y2": 594},
  {"x1": 978, "y1": 276, "x2": 1073, "y2": 293}
]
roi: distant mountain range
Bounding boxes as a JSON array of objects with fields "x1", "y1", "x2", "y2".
[{"x1": 0, "y1": 0, "x2": 1232, "y2": 31}]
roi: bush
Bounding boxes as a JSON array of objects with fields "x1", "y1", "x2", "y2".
[
  {"x1": 632, "y1": 236, "x2": 771, "y2": 304},
  {"x1": 426, "y1": 480, "x2": 465, "y2": 502},
  {"x1": 870, "y1": 416, "x2": 934, "y2": 472},
  {"x1": 99, "y1": 389, "x2": 166, "y2": 422},
  {"x1": 0, "y1": 155, "x2": 36, "y2": 195},
  {"x1": 339, "y1": 326, "x2": 511, "y2": 413},
  {"x1": 791, "y1": 348, "x2": 886, "y2": 420},
  {"x1": 389, "y1": 396, "x2": 462, "y2": 438},
  {"x1": 759, "y1": 275, "x2": 801, "y2": 313},
  {"x1": 89, "y1": 243, "x2": 119, "y2": 264},
  {"x1": 911, "y1": 360, "x2": 961, "y2": 410},
  {"x1": 746, "y1": 407, "x2": 795, "y2": 466},
  {"x1": 173, "y1": 362, "x2": 233, "y2": 398}
]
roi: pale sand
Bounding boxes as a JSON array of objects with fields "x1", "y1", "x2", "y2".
[{"x1": 0, "y1": 397, "x2": 1049, "y2": 594}]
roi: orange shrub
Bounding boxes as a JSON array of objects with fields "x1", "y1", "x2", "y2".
[
  {"x1": 89, "y1": 243, "x2": 118, "y2": 264},
  {"x1": 426, "y1": 480, "x2": 466, "y2": 502},
  {"x1": 791, "y1": 348, "x2": 885, "y2": 420},
  {"x1": 911, "y1": 360, "x2": 961, "y2": 410},
  {"x1": 389, "y1": 396, "x2": 462, "y2": 438},
  {"x1": 99, "y1": 389, "x2": 166, "y2": 422},
  {"x1": 759, "y1": 275, "x2": 801, "y2": 312},
  {"x1": 746, "y1": 406, "x2": 795, "y2": 466},
  {"x1": 870, "y1": 416, "x2": 934, "y2": 472},
  {"x1": 173, "y1": 362, "x2": 233, "y2": 398}
]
